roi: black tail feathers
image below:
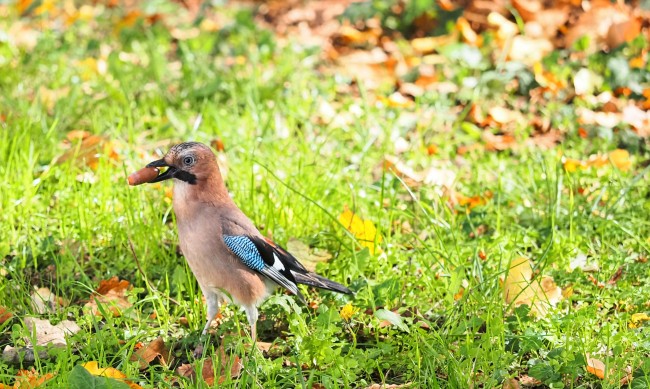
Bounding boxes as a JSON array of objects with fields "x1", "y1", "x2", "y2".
[{"x1": 292, "y1": 272, "x2": 353, "y2": 295}]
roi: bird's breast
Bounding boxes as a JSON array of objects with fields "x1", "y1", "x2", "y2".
[{"x1": 175, "y1": 212, "x2": 273, "y2": 307}]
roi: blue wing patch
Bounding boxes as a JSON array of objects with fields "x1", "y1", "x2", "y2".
[
  {"x1": 223, "y1": 236, "x2": 265, "y2": 271},
  {"x1": 223, "y1": 235, "x2": 303, "y2": 300}
]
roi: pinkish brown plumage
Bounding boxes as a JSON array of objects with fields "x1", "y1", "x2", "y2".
[{"x1": 141, "y1": 142, "x2": 352, "y2": 341}]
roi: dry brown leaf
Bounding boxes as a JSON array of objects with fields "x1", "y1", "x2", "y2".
[
  {"x1": 24, "y1": 317, "x2": 80, "y2": 347},
  {"x1": 30, "y1": 287, "x2": 68, "y2": 314},
  {"x1": 607, "y1": 266, "x2": 624, "y2": 285},
  {"x1": 483, "y1": 132, "x2": 517, "y2": 151},
  {"x1": 56, "y1": 134, "x2": 119, "y2": 170},
  {"x1": 0, "y1": 306, "x2": 12, "y2": 324},
  {"x1": 285, "y1": 238, "x2": 332, "y2": 272},
  {"x1": 622, "y1": 105, "x2": 650, "y2": 137},
  {"x1": 503, "y1": 257, "x2": 562, "y2": 316},
  {"x1": 130, "y1": 337, "x2": 171, "y2": 370},
  {"x1": 84, "y1": 276, "x2": 133, "y2": 317},
  {"x1": 487, "y1": 107, "x2": 522, "y2": 125},
  {"x1": 502, "y1": 378, "x2": 520, "y2": 389},
  {"x1": 564, "y1": 2, "x2": 636, "y2": 51},
  {"x1": 508, "y1": 36, "x2": 553, "y2": 65},
  {"x1": 518, "y1": 375, "x2": 542, "y2": 387},
  {"x1": 176, "y1": 346, "x2": 242, "y2": 385},
  {"x1": 383, "y1": 155, "x2": 457, "y2": 192}
]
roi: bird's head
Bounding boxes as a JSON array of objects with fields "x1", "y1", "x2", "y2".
[{"x1": 146, "y1": 142, "x2": 218, "y2": 185}]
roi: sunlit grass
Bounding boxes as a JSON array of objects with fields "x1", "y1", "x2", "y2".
[{"x1": 0, "y1": 2, "x2": 649, "y2": 388}]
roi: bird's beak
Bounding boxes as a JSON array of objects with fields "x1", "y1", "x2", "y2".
[{"x1": 146, "y1": 158, "x2": 177, "y2": 183}]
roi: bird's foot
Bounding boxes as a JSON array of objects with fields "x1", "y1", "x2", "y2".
[{"x1": 192, "y1": 343, "x2": 205, "y2": 359}]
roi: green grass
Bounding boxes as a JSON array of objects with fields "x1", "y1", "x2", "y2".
[{"x1": 1, "y1": 2, "x2": 650, "y2": 388}]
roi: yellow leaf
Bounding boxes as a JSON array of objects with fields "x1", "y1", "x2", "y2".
[
  {"x1": 83, "y1": 361, "x2": 126, "y2": 379},
  {"x1": 82, "y1": 362, "x2": 144, "y2": 389},
  {"x1": 609, "y1": 149, "x2": 631, "y2": 171},
  {"x1": 503, "y1": 257, "x2": 562, "y2": 316},
  {"x1": 563, "y1": 157, "x2": 587, "y2": 172},
  {"x1": 339, "y1": 207, "x2": 382, "y2": 254},
  {"x1": 629, "y1": 312, "x2": 650, "y2": 328}
]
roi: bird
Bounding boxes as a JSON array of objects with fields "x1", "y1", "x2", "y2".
[{"x1": 142, "y1": 141, "x2": 352, "y2": 341}]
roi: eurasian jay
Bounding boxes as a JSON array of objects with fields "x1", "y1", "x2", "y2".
[{"x1": 143, "y1": 142, "x2": 352, "y2": 341}]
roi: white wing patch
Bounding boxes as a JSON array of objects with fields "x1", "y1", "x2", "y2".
[{"x1": 272, "y1": 253, "x2": 285, "y2": 271}]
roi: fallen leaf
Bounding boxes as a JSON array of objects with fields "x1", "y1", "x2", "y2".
[
  {"x1": 56, "y1": 134, "x2": 119, "y2": 170},
  {"x1": 84, "y1": 276, "x2": 133, "y2": 317},
  {"x1": 30, "y1": 287, "x2": 68, "y2": 314},
  {"x1": 339, "y1": 207, "x2": 382, "y2": 255},
  {"x1": 83, "y1": 361, "x2": 142, "y2": 389},
  {"x1": 629, "y1": 312, "x2": 650, "y2": 328},
  {"x1": 456, "y1": 16, "x2": 481, "y2": 46},
  {"x1": 622, "y1": 105, "x2": 650, "y2": 137},
  {"x1": 130, "y1": 337, "x2": 171, "y2": 370},
  {"x1": 374, "y1": 309, "x2": 409, "y2": 332},
  {"x1": 382, "y1": 155, "x2": 457, "y2": 192},
  {"x1": 24, "y1": 317, "x2": 80, "y2": 347},
  {"x1": 503, "y1": 257, "x2": 562, "y2": 316},
  {"x1": 364, "y1": 383, "x2": 413, "y2": 389},
  {"x1": 508, "y1": 36, "x2": 553, "y2": 65},
  {"x1": 569, "y1": 251, "x2": 599, "y2": 272},
  {"x1": 502, "y1": 378, "x2": 520, "y2": 389},
  {"x1": 453, "y1": 191, "x2": 492, "y2": 210},
  {"x1": 411, "y1": 34, "x2": 456, "y2": 53},
  {"x1": 607, "y1": 266, "x2": 624, "y2": 285},
  {"x1": 487, "y1": 107, "x2": 522, "y2": 126},
  {"x1": 608, "y1": 149, "x2": 631, "y2": 171},
  {"x1": 586, "y1": 354, "x2": 606, "y2": 379},
  {"x1": 0, "y1": 368, "x2": 55, "y2": 389},
  {"x1": 0, "y1": 306, "x2": 12, "y2": 324},
  {"x1": 176, "y1": 346, "x2": 242, "y2": 385},
  {"x1": 378, "y1": 92, "x2": 414, "y2": 108},
  {"x1": 518, "y1": 374, "x2": 542, "y2": 386},
  {"x1": 285, "y1": 238, "x2": 332, "y2": 272}
]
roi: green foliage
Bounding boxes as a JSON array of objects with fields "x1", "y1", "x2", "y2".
[{"x1": 0, "y1": 0, "x2": 649, "y2": 388}]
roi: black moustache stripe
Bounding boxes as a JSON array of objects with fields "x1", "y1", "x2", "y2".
[{"x1": 174, "y1": 170, "x2": 197, "y2": 185}]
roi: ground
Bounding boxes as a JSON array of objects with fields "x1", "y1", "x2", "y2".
[{"x1": 0, "y1": 1, "x2": 650, "y2": 388}]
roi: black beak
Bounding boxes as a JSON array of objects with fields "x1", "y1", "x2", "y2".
[{"x1": 146, "y1": 159, "x2": 177, "y2": 183}]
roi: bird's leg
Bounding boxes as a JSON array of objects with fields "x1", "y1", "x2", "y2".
[
  {"x1": 194, "y1": 291, "x2": 222, "y2": 359},
  {"x1": 202, "y1": 291, "x2": 222, "y2": 335},
  {"x1": 243, "y1": 305, "x2": 259, "y2": 343}
]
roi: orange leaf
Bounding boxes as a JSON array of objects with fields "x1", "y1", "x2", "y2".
[
  {"x1": 84, "y1": 277, "x2": 133, "y2": 317},
  {"x1": 130, "y1": 337, "x2": 171, "y2": 369},
  {"x1": 0, "y1": 306, "x2": 12, "y2": 324},
  {"x1": 586, "y1": 355, "x2": 606, "y2": 379},
  {"x1": 0, "y1": 368, "x2": 56, "y2": 389},
  {"x1": 456, "y1": 17, "x2": 481, "y2": 46}
]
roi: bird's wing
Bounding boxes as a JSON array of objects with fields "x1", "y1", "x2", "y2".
[
  {"x1": 263, "y1": 237, "x2": 353, "y2": 295},
  {"x1": 222, "y1": 235, "x2": 305, "y2": 302}
]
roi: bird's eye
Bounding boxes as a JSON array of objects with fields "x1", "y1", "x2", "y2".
[{"x1": 183, "y1": 156, "x2": 195, "y2": 166}]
